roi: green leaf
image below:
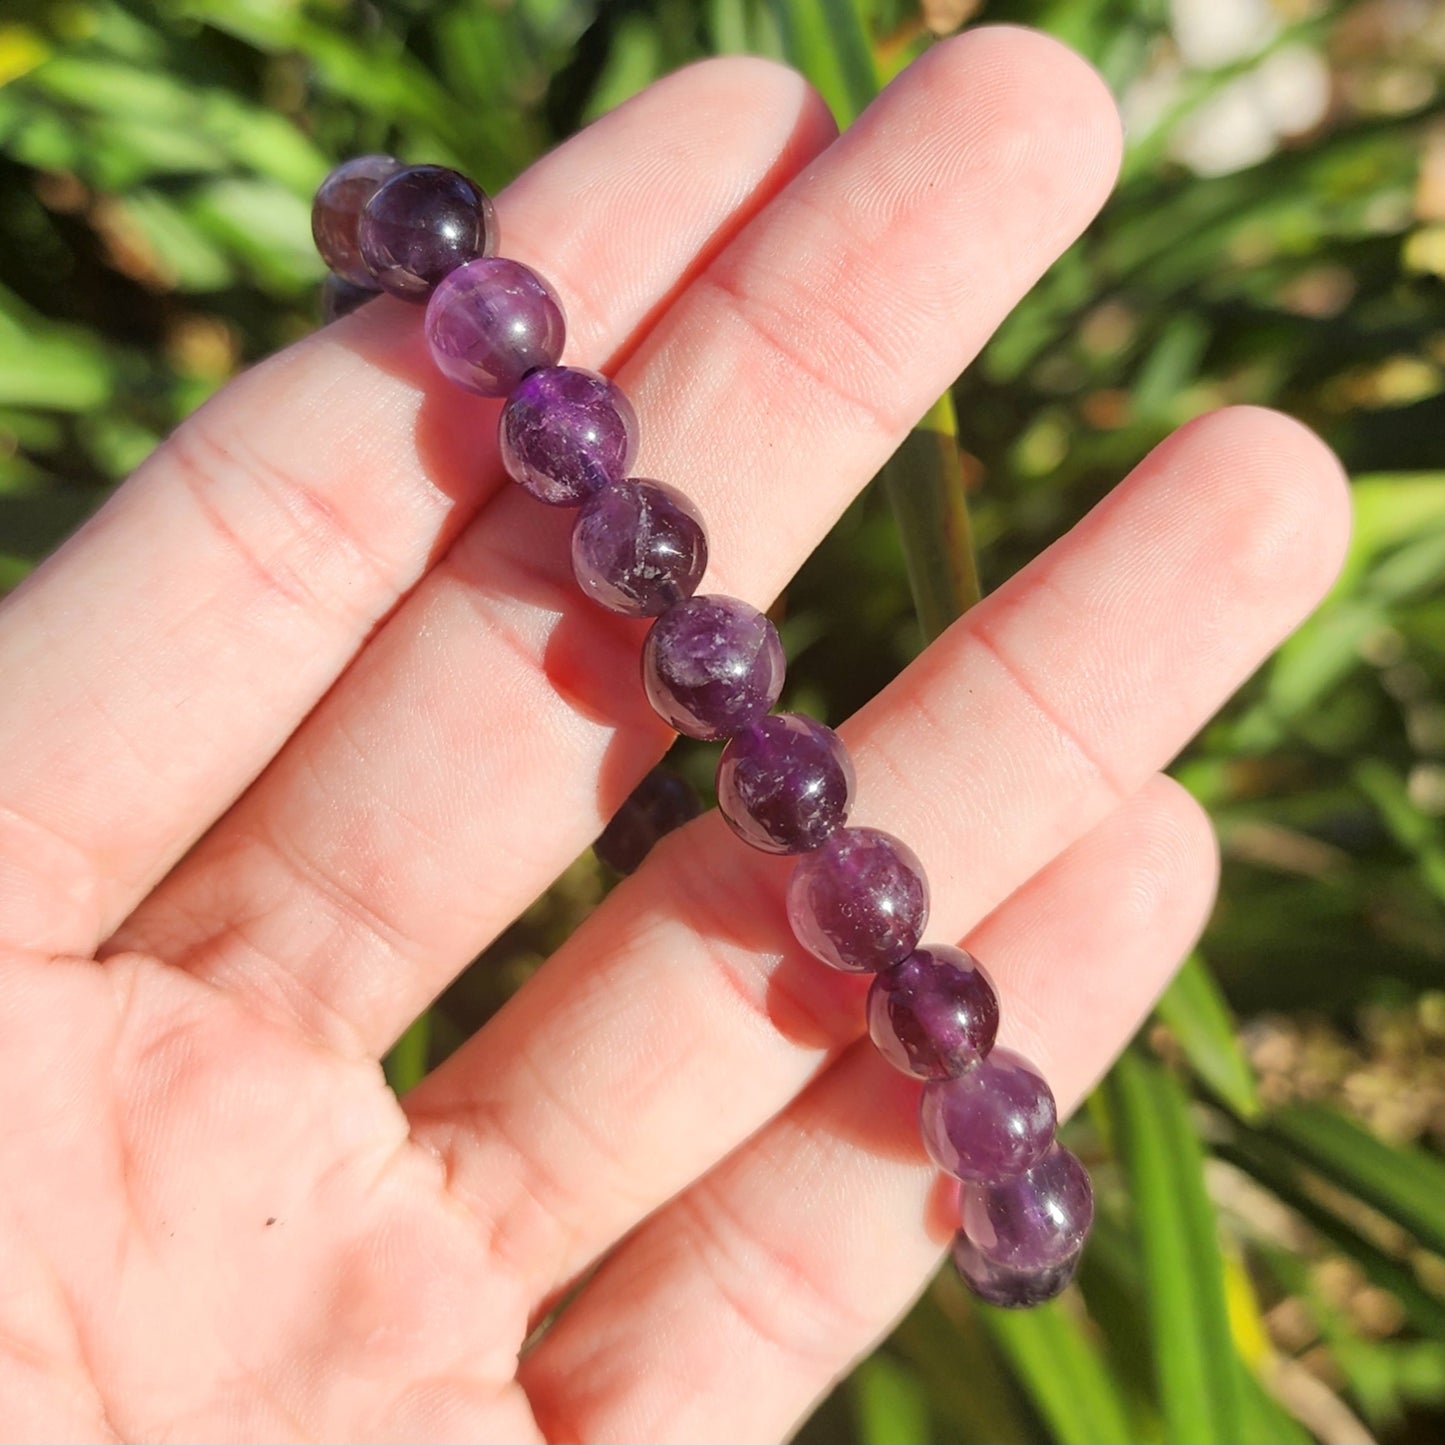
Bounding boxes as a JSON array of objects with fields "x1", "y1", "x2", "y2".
[
  {"x1": 1220, "y1": 1128, "x2": 1445, "y2": 1341},
  {"x1": 1353, "y1": 759, "x2": 1445, "y2": 905},
  {"x1": 1344, "y1": 473, "x2": 1445, "y2": 590},
  {"x1": 1110, "y1": 1050, "x2": 1246, "y2": 1443},
  {"x1": 1264, "y1": 1104, "x2": 1445, "y2": 1258},
  {"x1": 116, "y1": 189, "x2": 236, "y2": 291},
  {"x1": 877, "y1": 392, "x2": 982, "y2": 641},
  {"x1": 767, "y1": 0, "x2": 879, "y2": 124},
  {"x1": 980, "y1": 1294, "x2": 1136, "y2": 1445},
  {"x1": 892, "y1": 1283, "x2": 1038, "y2": 1444},
  {"x1": 0, "y1": 489, "x2": 102, "y2": 561},
  {"x1": 187, "y1": 178, "x2": 319, "y2": 291},
  {"x1": 850, "y1": 1351, "x2": 931, "y2": 1445},
  {"x1": 1155, "y1": 954, "x2": 1261, "y2": 1119},
  {"x1": 383, "y1": 1012, "x2": 431, "y2": 1095},
  {"x1": 0, "y1": 290, "x2": 115, "y2": 411}
]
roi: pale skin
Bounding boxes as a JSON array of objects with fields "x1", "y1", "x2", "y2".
[{"x1": 0, "y1": 26, "x2": 1350, "y2": 1443}]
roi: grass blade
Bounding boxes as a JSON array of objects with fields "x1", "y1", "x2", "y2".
[
  {"x1": 1264, "y1": 1104, "x2": 1445, "y2": 1258},
  {"x1": 765, "y1": 15, "x2": 982, "y2": 637},
  {"x1": 383, "y1": 1012, "x2": 431, "y2": 1095},
  {"x1": 1155, "y1": 953, "x2": 1262, "y2": 1120},
  {"x1": 767, "y1": 0, "x2": 879, "y2": 123},
  {"x1": 1110, "y1": 1050, "x2": 1246, "y2": 1442},
  {"x1": 979, "y1": 1294, "x2": 1136, "y2": 1445},
  {"x1": 877, "y1": 392, "x2": 982, "y2": 640},
  {"x1": 1220, "y1": 1128, "x2": 1445, "y2": 1341},
  {"x1": 850, "y1": 1351, "x2": 931, "y2": 1444}
]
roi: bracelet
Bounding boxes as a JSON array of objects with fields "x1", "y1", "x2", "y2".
[{"x1": 312, "y1": 156, "x2": 1094, "y2": 1308}]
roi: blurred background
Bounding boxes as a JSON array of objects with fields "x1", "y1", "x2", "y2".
[{"x1": 2, "y1": 0, "x2": 1443, "y2": 1440}]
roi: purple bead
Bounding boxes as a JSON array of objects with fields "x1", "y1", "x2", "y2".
[
  {"x1": 357, "y1": 164, "x2": 497, "y2": 300},
  {"x1": 572, "y1": 479, "x2": 708, "y2": 617},
  {"x1": 919, "y1": 1048, "x2": 1057, "y2": 1183},
  {"x1": 787, "y1": 828, "x2": 929, "y2": 973},
  {"x1": 867, "y1": 945, "x2": 999, "y2": 1079},
  {"x1": 320, "y1": 273, "x2": 379, "y2": 323},
  {"x1": 952, "y1": 1233, "x2": 1078, "y2": 1308},
  {"x1": 312, "y1": 154, "x2": 403, "y2": 286},
  {"x1": 500, "y1": 367, "x2": 639, "y2": 507},
  {"x1": 595, "y1": 769, "x2": 701, "y2": 876},
  {"x1": 425, "y1": 258, "x2": 566, "y2": 396},
  {"x1": 716, "y1": 713, "x2": 854, "y2": 855},
  {"x1": 642, "y1": 595, "x2": 785, "y2": 741},
  {"x1": 961, "y1": 1143, "x2": 1094, "y2": 1272}
]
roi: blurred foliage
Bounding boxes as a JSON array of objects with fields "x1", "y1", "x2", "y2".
[{"x1": 3, "y1": 0, "x2": 1445, "y2": 1441}]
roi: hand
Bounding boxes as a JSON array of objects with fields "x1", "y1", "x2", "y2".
[{"x1": 0, "y1": 28, "x2": 1348, "y2": 1443}]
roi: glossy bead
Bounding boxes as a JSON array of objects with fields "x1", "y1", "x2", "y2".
[
  {"x1": 594, "y1": 769, "x2": 701, "y2": 876},
  {"x1": 572, "y1": 479, "x2": 708, "y2": 617},
  {"x1": 919, "y1": 1048, "x2": 1057, "y2": 1183},
  {"x1": 952, "y1": 1233, "x2": 1079, "y2": 1308},
  {"x1": 500, "y1": 367, "x2": 639, "y2": 506},
  {"x1": 642, "y1": 595, "x2": 785, "y2": 741},
  {"x1": 961, "y1": 1143, "x2": 1094, "y2": 1272},
  {"x1": 357, "y1": 164, "x2": 496, "y2": 300},
  {"x1": 425, "y1": 257, "x2": 565, "y2": 396},
  {"x1": 312, "y1": 154, "x2": 403, "y2": 286},
  {"x1": 786, "y1": 827, "x2": 928, "y2": 973},
  {"x1": 320, "y1": 273, "x2": 379, "y2": 323},
  {"x1": 717, "y1": 713, "x2": 854, "y2": 854},
  {"x1": 867, "y1": 945, "x2": 999, "y2": 1079}
]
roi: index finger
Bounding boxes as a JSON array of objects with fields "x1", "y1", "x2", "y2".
[{"x1": 0, "y1": 59, "x2": 835, "y2": 957}]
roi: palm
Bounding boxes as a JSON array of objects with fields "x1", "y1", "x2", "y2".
[
  {"x1": 0, "y1": 955, "x2": 538, "y2": 1440},
  {"x1": 0, "y1": 29, "x2": 1348, "y2": 1444}
]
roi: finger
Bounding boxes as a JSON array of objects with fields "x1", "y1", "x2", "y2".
[
  {"x1": 0, "y1": 57, "x2": 834, "y2": 957},
  {"x1": 518, "y1": 775, "x2": 1217, "y2": 1444},
  {"x1": 405, "y1": 404, "x2": 1349, "y2": 1304},
  {"x1": 113, "y1": 26, "x2": 1124, "y2": 1052}
]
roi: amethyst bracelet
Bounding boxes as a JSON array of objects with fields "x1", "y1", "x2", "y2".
[{"x1": 312, "y1": 157, "x2": 1093, "y2": 1307}]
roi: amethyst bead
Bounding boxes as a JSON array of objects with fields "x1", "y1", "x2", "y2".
[
  {"x1": 961, "y1": 1143, "x2": 1094, "y2": 1272},
  {"x1": 594, "y1": 769, "x2": 701, "y2": 876},
  {"x1": 425, "y1": 257, "x2": 566, "y2": 396},
  {"x1": 500, "y1": 366, "x2": 639, "y2": 506},
  {"x1": 572, "y1": 479, "x2": 708, "y2": 617},
  {"x1": 786, "y1": 827, "x2": 928, "y2": 973},
  {"x1": 312, "y1": 154, "x2": 403, "y2": 286},
  {"x1": 357, "y1": 164, "x2": 496, "y2": 300},
  {"x1": 867, "y1": 945, "x2": 999, "y2": 1079},
  {"x1": 716, "y1": 713, "x2": 854, "y2": 855},
  {"x1": 952, "y1": 1233, "x2": 1079, "y2": 1308},
  {"x1": 919, "y1": 1048, "x2": 1057, "y2": 1183},
  {"x1": 642, "y1": 595, "x2": 785, "y2": 741},
  {"x1": 320, "y1": 274, "x2": 378, "y2": 323}
]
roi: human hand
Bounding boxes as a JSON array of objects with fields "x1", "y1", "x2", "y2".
[{"x1": 0, "y1": 28, "x2": 1349, "y2": 1443}]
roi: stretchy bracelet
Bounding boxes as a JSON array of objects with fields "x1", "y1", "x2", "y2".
[{"x1": 312, "y1": 156, "x2": 1094, "y2": 1308}]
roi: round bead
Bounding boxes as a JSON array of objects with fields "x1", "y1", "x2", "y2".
[
  {"x1": 716, "y1": 713, "x2": 854, "y2": 855},
  {"x1": 425, "y1": 257, "x2": 566, "y2": 396},
  {"x1": 320, "y1": 273, "x2": 379, "y2": 324},
  {"x1": 951, "y1": 1233, "x2": 1079, "y2": 1309},
  {"x1": 960, "y1": 1143, "x2": 1094, "y2": 1272},
  {"x1": 642, "y1": 595, "x2": 785, "y2": 741},
  {"x1": 312, "y1": 154, "x2": 403, "y2": 287},
  {"x1": 572, "y1": 479, "x2": 708, "y2": 617},
  {"x1": 357, "y1": 164, "x2": 496, "y2": 300},
  {"x1": 594, "y1": 769, "x2": 701, "y2": 876},
  {"x1": 919, "y1": 1048, "x2": 1057, "y2": 1183},
  {"x1": 867, "y1": 945, "x2": 999, "y2": 1079},
  {"x1": 500, "y1": 367, "x2": 639, "y2": 506},
  {"x1": 786, "y1": 827, "x2": 928, "y2": 973}
]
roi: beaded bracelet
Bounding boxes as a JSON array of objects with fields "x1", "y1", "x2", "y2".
[{"x1": 312, "y1": 156, "x2": 1094, "y2": 1308}]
